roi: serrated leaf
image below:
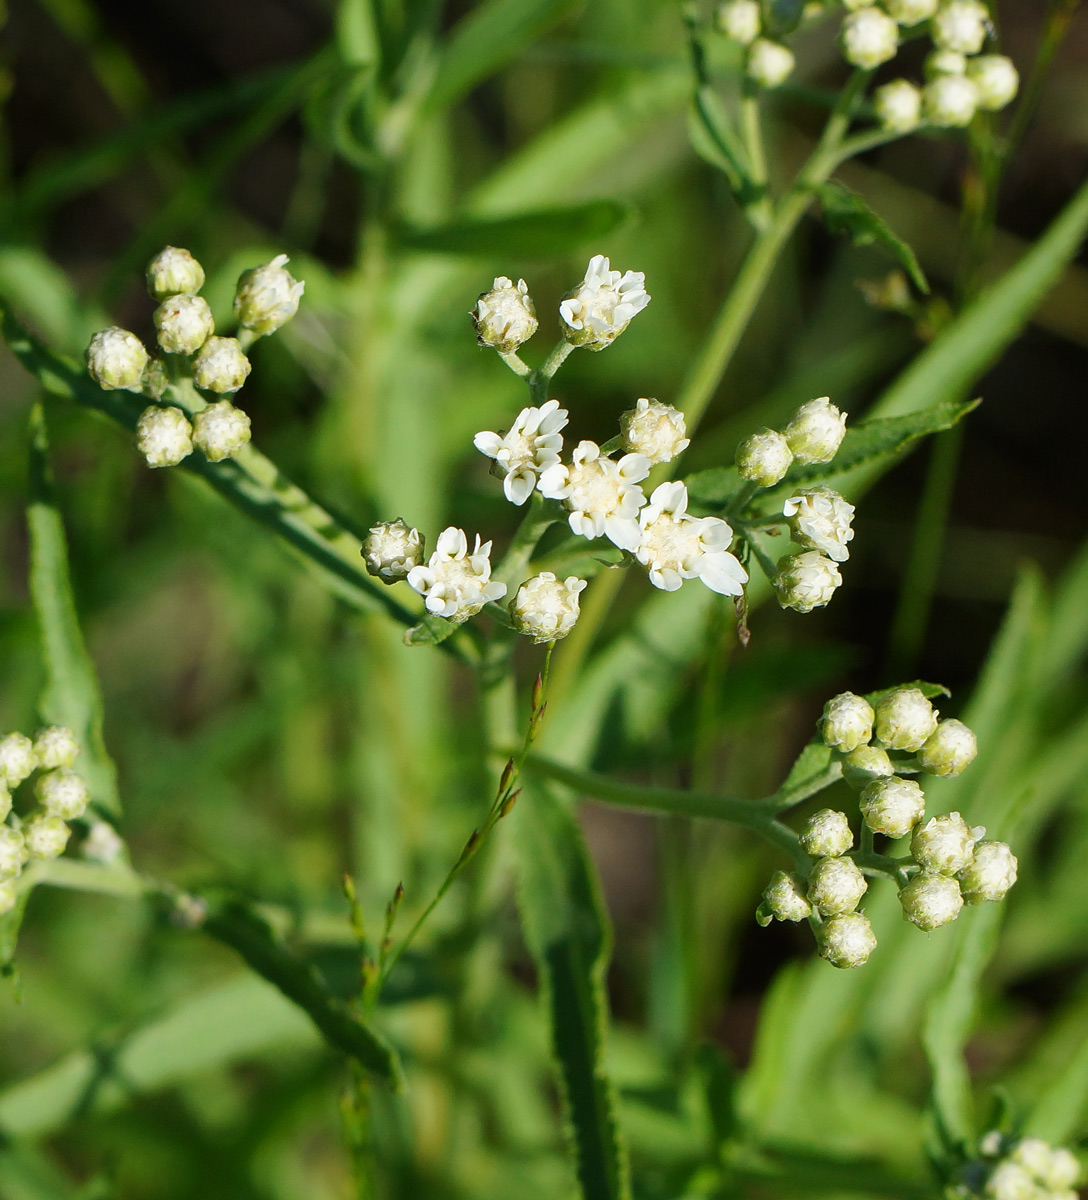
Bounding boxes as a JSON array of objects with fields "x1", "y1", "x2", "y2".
[
  {"x1": 818, "y1": 181, "x2": 929, "y2": 293},
  {"x1": 395, "y1": 200, "x2": 632, "y2": 258},
  {"x1": 516, "y1": 786, "x2": 630, "y2": 1200},
  {"x1": 404, "y1": 614, "x2": 461, "y2": 646},
  {"x1": 865, "y1": 680, "x2": 951, "y2": 707}
]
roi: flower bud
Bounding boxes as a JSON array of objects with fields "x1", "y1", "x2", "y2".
[
  {"x1": 968, "y1": 55, "x2": 1019, "y2": 111},
  {"x1": 783, "y1": 397, "x2": 846, "y2": 465},
  {"x1": 884, "y1": 0, "x2": 938, "y2": 22},
  {"x1": 841, "y1": 8, "x2": 899, "y2": 70},
  {"x1": 83, "y1": 820, "x2": 125, "y2": 865},
  {"x1": 0, "y1": 880, "x2": 15, "y2": 915},
  {"x1": 783, "y1": 487, "x2": 855, "y2": 562},
  {"x1": 819, "y1": 911, "x2": 877, "y2": 968},
  {"x1": 899, "y1": 871, "x2": 963, "y2": 930},
  {"x1": 34, "y1": 726, "x2": 79, "y2": 770},
  {"x1": 717, "y1": 0, "x2": 761, "y2": 44},
  {"x1": 192, "y1": 336, "x2": 252, "y2": 394},
  {"x1": 917, "y1": 718, "x2": 977, "y2": 777},
  {"x1": 35, "y1": 768, "x2": 90, "y2": 820},
  {"x1": 773, "y1": 551, "x2": 842, "y2": 613},
  {"x1": 146, "y1": 246, "x2": 205, "y2": 300},
  {"x1": 560, "y1": 256, "x2": 651, "y2": 351},
  {"x1": 154, "y1": 294, "x2": 214, "y2": 355},
  {"x1": 820, "y1": 691, "x2": 874, "y2": 753},
  {"x1": 620, "y1": 398, "x2": 689, "y2": 465},
  {"x1": 874, "y1": 687, "x2": 938, "y2": 752},
  {"x1": 0, "y1": 786, "x2": 10, "y2": 822},
  {"x1": 808, "y1": 855, "x2": 867, "y2": 916},
  {"x1": 86, "y1": 328, "x2": 149, "y2": 392},
  {"x1": 23, "y1": 812, "x2": 71, "y2": 860},
  {"x1": 986, "y1": 1160, "x2": 1039, "y2": 1200},
  {"x1": 473, "y1": 277, "x2": 539, "y2": 353},
  {"x1": 923, "y1": 74, "x2": 980, "y2": 127},
  {"x1": 192, "y1": 400, "x2": 252, "y2": 462},
  {"x1": 1038, "y1": 1146, "x2": 1082, "y2": 1191},
  {"x1": 747, "y1": 39, "x2": 795, "y2": 88},
  {"x1": 925, "y1": 48, "x2": 967, "y2": 77},
  {"x1": 860, "y1": 777, "x2": 926, "y2": 839},
  {"x1": 234, "y1": 254, "x2": 305, "y2": 337},
  {"x1": 363, "y1": 518, "x2": 426, "y2": 584},
  {"x1": 0, "y1": 827, "x2": 27, "y2": 878},
  {"x1": 800, "y1": 808, "x2": 853, "y2": 858},
  {"x1": 136, "y1": 406, "x2": 193, "y2": 468},
  {"x1": 911, "y1": 811, "x2": 978, "y2": 875},
  {"x1": 957, "y1": 841, "x2": 1017, "y2": 904},
  {"x1": 757, "y1": 870, "x2": 811, "y2": 925},
  {"x1": 736, "y1": 429, "x2": 793, "y2": 487},
  {"x1": 0, "y1": 732, "x2": 37, "y2": 786},
  {"x1": 873, "y1": 79, "x2": 922, "y2": 133},
  {"x1": 931, "y1": 0, "x2": 989, "y2": 54},
  {"x1": 510, "y1": 573, "x2": 587, "y2": 643},
  {"x1": 841, "y1": 744, "x2": 894, "y2": 786}
]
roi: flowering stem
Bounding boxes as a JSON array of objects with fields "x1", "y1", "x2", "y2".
[
  {"x1": 740, "y1": 86, "x2": 773, "y2": 231},
  {"x1": 494, "y1": 492, "x2": 560, "y2": 587},
  {"x1": 742, "y1": 531, "x2": 780, "y2": 583},
  {"x1": 766, "y1": 761, "x2": 844, "y2": 812},
  {"x1": 499, "y1": 350, "x2": 532, "y2": 378},
  {"x1": 528, "y1": 340, "x2": 574, "y2": 404},
  {"x1": 851, "y1": 850, "x2": 908, "y2": 885}
]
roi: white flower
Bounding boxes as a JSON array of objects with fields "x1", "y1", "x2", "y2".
[
  {"x1": 841, "y1": 8, "x2": 899, "y2": 70},
  {"x1": 736, "y1": 428, "x2": 793, "y2": 487},
  {"x1": 1010, "y1": 1139, "x2": 1057, "y2": 1184},
  {"x1": 986, "y1": 1161, "x2": 1039, "y2": 1200},
  {"x1": 800, "y1": 808, "x2": 854, "y2": 858},
  {"x1": 234, "y1": 254, "x2": 305, "y2": 337},
  {"x1": 86, "y1": 328, "x2": 149, "y2": 392},
  {"x1": 783, "y1": 487, "x2": 855, "y2": 563},
  {"x1": 717, "y1": 0, "x2": 761, "y2": 44},
  {"x1": 884, "y1": 0, "x2": 938, "y2": 22},
  {"x1": 154, "y1": 294, "x2": 214, "y2": 355},
  {"x1": 899, "y1": 872, "x2": 963, "y2": 930},
  {"x1": 136, "y1": 406, "x2": 193, "y2": 468},
  {"x1": 363, "y1": 518, "x2": 426, "y2": 583},
  {"x1": 473, "y1": 277, "x2": 538, "y2": 353},
  {"x1": 748, "y1": 39, "x2": 795, "y2": 88},
  {"x1": 958, "y1": 841, "x2": 1017, "y2": 904},
  {"x1": 912, "y1": 812, "x2": 979, "y2": 875},
  {"x1": 83, "y1": 820, "x2": 126, "y2": 865},
  {"x1": 146, "y1": 246, "x2": 205, "y2": 300},
  {"x1": 874, "y1": 79, "x2": 923, "y2": 133},
  {"x1": 23, "y1": 813, "x2": 71, "y2": 860},
  {"x1": 539, "y1": 441, "x2": 650, "y2": 552},
  {"x1": 923, "y1": 72, "x2": 980, "y2": 127},
  {"x1": 783, "y1": 397, "x2": 847, "y2": 465},
  {"x1": 192, "y1": 400, "x2": 252, "y2": 462},
  {"x1": 874, "y1": 686, "x2": 938, "y2": 751},
  {"x1": 560, "y1": 255, "x2": 651, "y2": 350},
  {"x1": 860, "y1": 777, "x2": 926, "y2": 839},
  {"x1": 932, "y1": 0, "x2": 989, "y2": 54},
  {"x1": 808, "y1": 856, "x2": 868, "y2": 916},
  {"x1": 968, "y1": 55, "x2": 1019, "y2": 111},
  {"x1": 918, "y1": 718, "x2": 977, "y2": 777},
  {"x1": 474, "y1": 399, "x2": 568, "y2": 505},
  {"x1": 35, "y1": 768, "x2": 90, "y2": 820},
  {"x1": 635, "y1": 482, "x2": 748, "y2": 595},
  {"x1": 820, "y1": 692, "x2": 874, "y2": 753},
  {"x1": 820, "y1": 912, "x2": 877, "y2": 968},
  {"x1": 192, "y1": 336, "x2": 252, "y2": 394},
  {"x1": 34, "y1": 726, "x2": 79, "y2": 770},
  {"x1": 758, "y1": 871, "x2": 812, "y2": 925},
  {"x1": 0, "y1": 827, "x2": 27, "y2": 878},
  {"x1": 841, "y1": 744, "x2": 894, "y2": 785},
  {"x1": 1037, "y1": 1146, "x2": 1082, "y2": 1191},
  {"x1": 406, "y1": 528, "x2": 507, "y2": 623},
  {"x1": 510, "y1": 573, "x2": 587, "y2": 643},
  {"x1": 0, "y1": 732, "x2": 37, "y2": 786},
  {"x1": 620, "y1": 398, "x2": 689, "y2": 465},
  {"x1": 773, "y1": 551, "x2": 842, "y2": 613}
]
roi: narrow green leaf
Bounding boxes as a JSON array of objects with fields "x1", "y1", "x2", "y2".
[
  {"x1": 201, "y1": 894, "x2": 403, "y2": 1086},
  {"x1": 818, "y1": 180, "x2": 929, "y2": 293},
  {"x1": 26, "y1": 402, "x2": 121, "y2": 816},
  {"x1": 1023, "y1": 1025, "x2": 1088, "y2": 1145},
  {"x1": 515, "y1": 786, "x2": 630, "y2": 1200},
  {"x1": 336, "y1": 0, "x2": 380, "y2": 68},
  {"x1": 395, "y1": 200, "x2": 632, "y2": 258}
]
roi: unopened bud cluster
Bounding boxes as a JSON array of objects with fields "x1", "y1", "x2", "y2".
[
  {"x1": 87, "y1": 247, "x2": 304, "y2": 470},
  {"x1": 0, "y1": 726, "x2": 100, "y2": 915},
  {"x1": 950, "y1": 1133, "x2": 1083, "y2": 1200},
  {"x1": 758, "y1": 683, "x2": 1015, "y2": 967}
]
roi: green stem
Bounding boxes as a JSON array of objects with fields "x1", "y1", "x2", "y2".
[
  {"x1": 493, "y1": 492, "x2": 561, "y2": 586},
  {"x1": 740, "y1": 87, "x2": 772, "y2": 230},
  {"x1": 743, "y1": 531, "x2": 781, "y2": 583},
  {"x1": 528, "y1": 340, "x2": 574, "y2": 404}
]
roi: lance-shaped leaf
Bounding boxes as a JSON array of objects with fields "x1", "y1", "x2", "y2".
[{"x1": 818, "y1": 180, "x2": 929, "y2": 293}]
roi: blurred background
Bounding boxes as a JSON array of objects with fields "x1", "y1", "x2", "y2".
[{"x1": 0, "y1": 1, "x2": 1087, "y2": 1197}]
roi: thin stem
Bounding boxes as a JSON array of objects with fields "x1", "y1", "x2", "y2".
[
  {"x1": 499, "y1": 350, "x2": 532, "y2": 378},
  {"x1": 493, "y1": 492, "x2": 561, "y2": 586},
  {"x1": 528, "y1": 340, "x2": 574, "y2": 404},
  {"x1": 740, "y1": 86, "x2": 773, "y2": 230},
  {"x1": 742, "y1": 531, "x2": 780, "y2": 583},
  {"x1": 767, "y1": 762, "x2": 844, "y2": 812}
]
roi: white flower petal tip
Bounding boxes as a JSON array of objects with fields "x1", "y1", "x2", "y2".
[
  {"x1": 474, "y1": 277, "x2": 538, "y2": 352},
  {"x1": 636, "y1": 482, "x2": 747, "y2": 596},
  {"x1": 407, "y1": 527, "x2": 505, "y2": 623},
  {"x1": 560, "y1": 256, "x2": 651, "y2": 351},
  {"x1": 540, "y1": 440, "x2": 650, "y2": 551},
  {"x1": 475, "y1": 399, "x2": 569, "y2": 505}
]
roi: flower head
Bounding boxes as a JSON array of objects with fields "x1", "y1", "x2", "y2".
[
  {"x1": 884, "y1": 0, "x2": 938, "y2": 22},
  {"x1": 800, "y1": 808, "x2": 854, "y2": 858},
  {"x1": 860, "y1": 776, "x2": 926, "y2": 839},
  {"x1": 918, "y1": 718, "x2": 977, "y2": 777},
  {"x1": 820, "y1": 692, "x2": 874, "y2": 753},
  {"x1": 364, "y1": 519, "x2": 426, "y2": 583},
  {"x1": 510, "y1": 573, "x2": 587, "y2": 643},
  {"x1": 406, "y1": 528, "x2": 507, "y2": 623},
  {"x1": 539, "y1": 441, "x2": 650, "y2": 552},
  {"x1": 957, "y1": 841, "x2": 1017, "y2": 904},
  {"x1": 773, "y1": 551, "x2": 842, "y2": 613},
  {"x1": 474, "y1": 399, "x2": 568, "y2": 505},
  {"x1": 736, "y1": 428, "x2": 793, "y2": 487},
  {"x1": 874, "y1": 79, "x2": 923, "y2": 132},
  {"x1": 748, "y1": 39, "x2": 795, "y2": 88},
  {"x1": 985, "y1": 1160, "x2": 1037, "y2": 1200},
  {"x1": 234, "y1": 254, "x2": 305, "y2": 337},
  {"x1": 932, "y1": 0, "x2": 989, "y2": 54},
  {"x1": 968, "y1": 54, "x2": 1019, "y2": 111},
  {"x1": 923, "y1": 73, "x2": 980, "y2": 127},
  {"x1": 820, "y1": 911, "x2": 877, "y2": 968},
  {"x1": 808, "y1": 856, "x2": 868, "y2": 916},
  {"x1": 83, "y1": 820, "x2": 126, "y2": 864},
  {"x1": 192, "y1": 400, "x2": 252, "y2": 462},
  {"x1": 635, "y1": 482, "x2": 747, "y2": 595},
  {"x1": 0, "y1": 732, "x2": 37, "y2": 786},
  {"x1": 874, "y1": 686, "x2": 938, "y2": 752},
  {"x1": 925, "y1": 48, "x2": 968, "y2": 76},
  {"x1": 192, "y1": 336, "x2": 252, "y2": 394},
  {"x1": 783, "y1": 487, "x2": 855, "y2": 562},
  {"x1": 911, "y1": 811, "x2": 979, "y2": 875},
  {"x1": 899, "y1": 872, "x2": 963, "y2": 930},
  {"x1": 841, "y1": 8, "x2": 899, "y2": 70},
  {"x1": 758, "y1": 871, "x2": 812, "y2": 925},
  {"x1": 146, "y1": 246, "x2": 205, "y2": 300},
  {"x1": 620, "y1": 398, "x2": 689, "y2": 465},
  {"x1": 718, "y1": 0, "x2": 761, "y2": 44},
  {"x1": 154, "y1": 294, "x2": 214, "y2": 355},
  {"x1": 560, "y1": 255, "x2": 650, "y2": 350},
  {"x1": 473, "y1": 277, "x2": 538, "y2": 353},
  {"x1": 136, "y1": 406, "x2": 193, "y2": 468},
  {"x1": 24, "y1": 812, "x2": 71, "y2": 860},
  {"x1": 35, "y1": 768, "x2": 90, "y2": 820},
  {"x1": 841, "y1": 744, "x2": 894, "y2": 786},
  {"x1": 34, "y1": 726, "x2": 80, "y2": 770},
  {"x1": 86, "y1": 328, "x2": 149, "y2": 392},
  {"x1": 0, "y1": 827, "x2": 27, "y2": 879},
  {"x1": 783, "y1": 397, "x2": 847, "y2": 465}
]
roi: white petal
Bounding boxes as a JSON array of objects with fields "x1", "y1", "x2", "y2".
[
  {"x1": 436, "y1": 527, "x2": 467, "y2": 559},
  {"x1": 483, "y1": 581, "x2": 507, "y2": 602},
  {"x1": 699, "y1": 553, "x2": 748, "y2": 596},
  {"x1": 617, "y1": 453, "x2": 651, "y2": 482},
  {"x1": 604, "y1": 515, "x2": 641, "y2": 552},
  {"x1": 474, "y1": 431, "x2": 503, "y2": 457},
  {"x1": 505, "y1": 471, "x2": 536, "y2": 505},
  {"x1": 537, "y1": 464, "x2": 569, "y2": 498}
]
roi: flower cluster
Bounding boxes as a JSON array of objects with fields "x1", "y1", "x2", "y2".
[
  {"x1": 86, "y1": 247, "x2": 305, "y2": 469},
  {"x1": 0, "y1": 726, "x2": 97, "y2": 914},
  {"x1": 758, "y1": 685, "x2": 1015, "y2": 968},
  {"x1": 950, "y1": 1134, "x2": 1083, "y2": 1200}
]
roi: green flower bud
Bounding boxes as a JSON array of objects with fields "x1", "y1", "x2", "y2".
[
  {"x1": 783, "y1": 397, "x2": 846, "y2": 465},
  {"x1": 736, "y1": 429, "x2": 793, "y2": 487},
  {"x1": 841, "y1": 744, "x2": 894, "y2": 786},
  {"x1": 473, "y1": 276, "x2": 539, "y2": 353},
  {"x1": 136, "y1": 406, "x2": 193, "y2": 468},
  {"x1": 773, "y1": 551, "x2": 841, "y2": 613},
  {"x1": 757, "y1": 870, "x2": 812, "y2": 925},
  {"x1": 819, "y1": 911, "x2": 877, "y2": 968},
  {"x1": 0, "y1": 826, "x2": 27, "y2": 878},
  {"x1": 363, "y1": 519, "x2": 426, "y2": 584},
  {"x1": 0, "y1": 732, "x2": 37, "y2": 786},
  {"x1": 899, "y1": 871, "x2": 963, "y2": 930},
  {"x1": 800, "y1": 808, "x2": 853, "y2": 858},
  {"x1": 923, "y1": 74, "x2": 980, "y2": 127},
  {"x1": 917, "y1": 718, "x2": 977, "y2": 777},
  {"x1": 192, "y1": 336, "x2": 252, "y2": 394},
  {"x1": 154, "y1": 294, "x2": 214, "y2": 355},
  {"x1": 968, "y1": 55, "x2": 1019, "y2": 111},
  {"x1": 957, "y1": 841, "x2": 1017, "y2": 904},
  {"x1": 34, "y1": 726, "x2": 79, "y2": 770},
  {"x1": 808, "y1": 855, "x2": 867, "y2": 916},
  {"x1": 86, "y1": 327, "x2": 149, "y2": 392},
  {"x1": 35, "y1": 768, "x2": 90, "y2": 820},
  {"x1": 860, "y1": 776, "x2": 925, "y2": 839},
  {"x1": 23, "y1": 812, "x2": 71, "y2": 860},
  {"x1": 234, "y1": 254, "x2": 305, "y2": 337},
  {"x1": 820, "y1": 691, "x2": 875, "y2": 753},
  {"x1": 747, "y1": 39, "x2": 795, "y2": 88},
  {"x1": 717, "y1": 0, "x2": 761, "y2": 45},
  {"x1": 192, "y1": 400, "x2": 252, "y2": 462},
  {"x1": 873, "y1": 79, "x2": 923, "y2": 133},
  {"x1": 911, "y1": 812, "x2": 979, "y2": 875},
  {"x1": 146, "y1": 246, "x2": 205, "y2": 300},
  {"x1": 841, "y1": 7, "x2": 899, "y2": 70},
  {"x1": 874, "y1": 686, "x2": 938, "y2": 752}
]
